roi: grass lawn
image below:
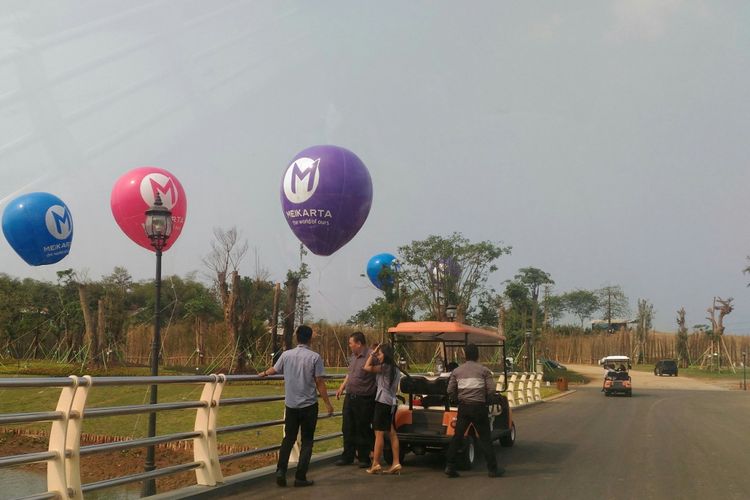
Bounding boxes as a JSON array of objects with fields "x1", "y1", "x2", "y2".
[
  {"x1": 0, "y1": 360, "x2": 345, "y2": 453},
  {"x1": 1, "y1": 380, "x2": 346, "y2": 450},
  {"x1": 629, "y1": 363, "x2": 748, "y2": 388},
  {"x1": 630, "y1": 363, "x2": 746, "y2": 379},
  {"x1": 1, "y1": 360, "x2": 581, "y2": 453}
]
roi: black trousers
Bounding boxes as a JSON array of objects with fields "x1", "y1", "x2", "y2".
[
  {"x1": 341, "y1": 394, "x2": 375, "y2": 463},
  {"x1": 277, "y1": 403, "x2": 318, "y2": 480},
  {"x1": 445, "y1": 403, "x2": 497, "y2": 472}
]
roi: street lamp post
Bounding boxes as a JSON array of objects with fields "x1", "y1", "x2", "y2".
[
  {"x1": 446, "y1": 304, "x2": 457, "y2": 322},
  {"x1": 525, "y1": 331, "x2": 532, "y2": 372},
  {"x1": 743, "y1": 352, "x2": 747, "y2": 391},
  {"x1": 141, "y1": 193, "x2": 172, "y2": 497}
]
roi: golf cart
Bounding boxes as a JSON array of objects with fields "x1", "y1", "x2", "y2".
[
  {"x1": 387, "y1": 321, "x2": 515, "y2": 469},
  {"x1": 600, "y1": 355, "x2": 632, "y2": 397}
]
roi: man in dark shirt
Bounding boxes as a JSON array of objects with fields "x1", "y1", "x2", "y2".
[
  {"x1": 334, "y1": 331, "x2": 376, "y2": 467},
  {"x1": 444, "y1": 343, "x2": 504, "y2": 478}
]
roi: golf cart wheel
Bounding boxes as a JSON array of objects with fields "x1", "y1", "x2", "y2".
[
  {"x1": 457, "y1": 435, "x2": 476, "y2": 470},
  {"x1": 500, "y1": 421, "x2": 515, "y2": 448}
]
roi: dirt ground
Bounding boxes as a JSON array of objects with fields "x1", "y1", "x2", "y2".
[
  {"x1": 567, "y1": 363, "x2": 732, "y2": 391},
  {"x1": 1, "y1": 432, "x2": 276, "y2": 492}
]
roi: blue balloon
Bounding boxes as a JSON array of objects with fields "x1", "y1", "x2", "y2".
[
  {"x1": 2, "y1": 192, "x2": 74, "y2": 266},
  {"x1": 366, "y1": 253, "x2": 398, "y2": 290}
]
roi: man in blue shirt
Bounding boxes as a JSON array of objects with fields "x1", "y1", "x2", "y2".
[{"x1": 260, "y1": 325, "x2": 334, "y2": 487}]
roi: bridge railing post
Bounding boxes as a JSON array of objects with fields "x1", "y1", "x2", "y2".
[
  {"x1": 507, "y1": 373, "x2": 517, "y2": 407},
  {"x1": 496, "y1": 373, "x2": 506, "y2": 392},
  {"x1": 533, "y1": 372, "x2": 542, "y2": 401},
  {"x1": 48, "y1": 376, "x2": 78, "y2": 499},
  {"x1": 64, "y1": 375, "x2": 91, "y2": 500},
  {"x1": 517, "y1": 373, "x2": 527, "y2": 405},
  {"x1": 525, "y1": 373, "x2": 534, "y2": 402},
  {"x1": 193, "y1": 374, "x2": 224, "y2": 485}
]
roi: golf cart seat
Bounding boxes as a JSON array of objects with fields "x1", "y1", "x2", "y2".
[
  {"x1": 401, "y1": 376, "x2": 449, "y2": 408},
  {"x1": 401, "y1": 375, "x2": 448, "y2": 395}
]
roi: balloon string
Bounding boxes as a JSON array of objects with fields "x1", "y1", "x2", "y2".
[{"x1": 315, "y1": 288, "x2": 349, "y2": 320}]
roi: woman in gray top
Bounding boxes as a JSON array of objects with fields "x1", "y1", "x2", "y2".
[{"x1": 363, "y1": 343, "x2": 402, "y2": 475}]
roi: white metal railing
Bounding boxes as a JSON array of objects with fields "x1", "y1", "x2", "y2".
[
  {"x1": 499, "y1": 372, "x2": 546, "y2": 408},
  {"x1": 0, "y1": 373, "x2": 345, "y2": 500},
  {"x1": 1, "y1": 370, "x2": 556, "y2": 499}
]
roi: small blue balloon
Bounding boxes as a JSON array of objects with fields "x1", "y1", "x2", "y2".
[
  {"x1": 366, "y1": 253, "x2": 398, "y2": 290},
  {"x1": 2, "y1": 192, "x2": 74, "y2": 266}
]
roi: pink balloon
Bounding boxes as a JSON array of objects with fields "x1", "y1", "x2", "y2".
[{"x1": 110, "y1": 166, "x2": 187, "y2": 252}]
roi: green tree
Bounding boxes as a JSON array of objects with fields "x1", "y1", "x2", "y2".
[
  {"x1": 543, "y1": 294, "x2": 565, "y2": 328},
  {"x1": 100, "y1": 266, "x2": 134, "y2": 359},
  {"x1": 467, "y1": 291, "x2": 501, "y2": 328},
  {"x1": 562, "y1": 290, "x2": 600, "y2": 328},
  {"x1": 398, "y1": 232, "x2": 511, "y2": 321},
  {"x1": 514, "y1": 267, "x2": 554, "y2": 335},
  {"x1": 54, "y1": 269, "x2": 85, "y2": 360}
]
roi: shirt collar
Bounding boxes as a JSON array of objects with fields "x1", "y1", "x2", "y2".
[{"x1": 354, "y1": 348, "x2": 369, "y2": 358}]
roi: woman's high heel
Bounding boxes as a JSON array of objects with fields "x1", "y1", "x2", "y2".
[
  {"x1": 384, "y1": 464, "x2": 402, "y2": 475},
  {"x1": 366, "y1": 463, "x2": 382, "y2": 474}
]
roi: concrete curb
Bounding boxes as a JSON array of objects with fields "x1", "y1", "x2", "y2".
[
  {"x1": 150, "y1": 449, "x2": 341, "y2": 500},
  {"x1": 509, "y1": 389, "x2": 576, "y2": 411},
  {"x1": 541, "y1": 389, "x2": 577, "y2": 402}
]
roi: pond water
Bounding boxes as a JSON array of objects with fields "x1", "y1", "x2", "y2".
[{"x1": 0, "y1": 468, "x2": 139, "y2": 499}]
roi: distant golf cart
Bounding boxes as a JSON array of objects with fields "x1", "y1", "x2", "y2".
[
  {"x1": 387, "y1": 321, "x2": 515, "y2": 470},
  {"x1": 600, "y1": 355, "x2": 632, "y2": 397}
]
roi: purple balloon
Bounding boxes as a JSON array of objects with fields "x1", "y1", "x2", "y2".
[{"x1": 280, "y1": 145, "x2": 373, "y2": 256}]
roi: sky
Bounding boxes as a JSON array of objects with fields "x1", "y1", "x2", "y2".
[{"x1": 1, "y1": 1, "x2": 749, "y2": 333}]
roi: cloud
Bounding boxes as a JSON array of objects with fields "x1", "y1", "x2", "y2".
[
  {"x1": 608, "y1": 0, "x2": 685, "y2": 41},
  {"x1": 528, "y1": 13, "x2": 564, "y2": 41}
]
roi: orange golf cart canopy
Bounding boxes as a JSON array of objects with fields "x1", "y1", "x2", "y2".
[{"x1": 387, "y1": 321, "x2": 505, "y2": 345}]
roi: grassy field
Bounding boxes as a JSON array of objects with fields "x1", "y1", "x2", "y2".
[
  {"x1": 2, "y1": 380, "x2": 347, "y2": 453},
  {"x1": 0, "y1": 360, "x2": 345, "y2": 452},
  {"x1": 630, "y1": 363, "x2": 748, "y2": 383},
  {"x1": 0, "y1": 360, "x2": 573, "y2": 453}
]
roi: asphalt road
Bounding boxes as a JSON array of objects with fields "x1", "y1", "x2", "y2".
[{"x1": 222, "y1": 379, "x2": 750, "y2": 500}]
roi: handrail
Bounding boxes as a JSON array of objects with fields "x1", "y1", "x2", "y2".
[
  {"x1": 0, "y1": 411, "x2": 65, "y2": 425},
  {"x1": 80, "y1": 462, "x2": 203, "y2": 493},
  {"x1": 0, "y1": 378, "x2": 77, "y2": 388},
  {"x1": 83, "y1": 401, "x2": 207, "y2": 418},
  {"x1": 218, "y1": 395, "x2": 285, "y2": 406},
  {"x1": 0, "y1": 373, "x2": 346, "y2": 499},
  {"x1": 0, "y1": 451, "x2": 58, "y2": 467},
  {"x1": 16, "y1": 493, "x2": 60, "y2": 500}
]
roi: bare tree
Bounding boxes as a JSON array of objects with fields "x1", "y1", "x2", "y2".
[
  {"x1": 706, "y1": 296, "x2": 733, "y2": 337},
  {"x1": 597, "y1": 285, "x2": 630, "y2": 331},
  {"x1": 71, "y1": 269, "x2": 104, "y2": 365},
  {"x1": 203, "y1": 227, "x2": 248, "y2": 372},
  {"x1": 634, "y1": 299, "x2": 653, "y2": 363},
  {"x1": 283, "y1": 245, "x2": 310, "y2": 350},
  {"x1": 676, "y1": 307, "x2": 689, "y2": 367},
  {"x1": 706, "y1": 296, "x2": 734, "y2": 370}
]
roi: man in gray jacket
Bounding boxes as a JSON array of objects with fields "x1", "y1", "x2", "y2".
[{"x1": 444, "y1": 343, "x2": 504, "y2": 478}]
